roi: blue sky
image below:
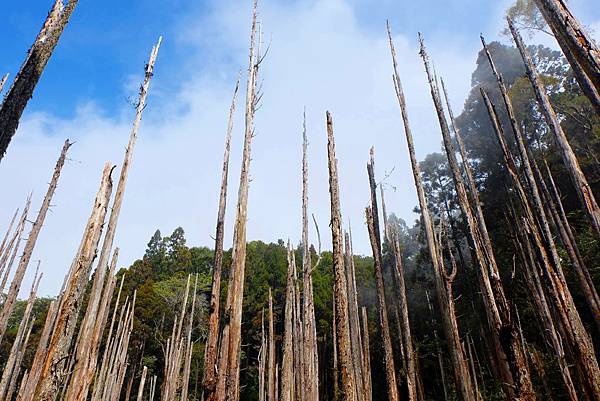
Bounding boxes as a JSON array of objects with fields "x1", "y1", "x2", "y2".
[{"x1": 1, "y1": 0, "x2": 599, "y2": 296}]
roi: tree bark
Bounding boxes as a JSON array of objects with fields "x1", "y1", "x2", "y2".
[
  {"x1": 0, "y1": 0, "x2": 78, "y2": 160},
  {"x1": 218, "y1": 2, "x2": 260, "y2": 399},
  {"x1": 203, "y1": 75, "x2": 240, "y2": 401},
  {"x1": 365, "y1": 148, "x2": 399, "y2": 401},
  {"x1": 326, "y1": 111, "x2": 357, "y2": 401},
  {"x1": 532, "y1": 0, "x2": 600, "y2": 98},
  {"x1": 32, "y1": 162, "x2": 113, "y2": 401},
  {"x1": 359, "y1": 308, "x2": 372, "y2": 401},
  {"x1": 280, "y1": 243, "x2": 295, "y2": 401}
]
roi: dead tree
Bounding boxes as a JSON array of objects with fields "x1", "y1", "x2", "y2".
[
  {"x1": 0, "y1": 199, "x2": 30, "y2": 296},
  {"x1": 422, "y1": 34, "x2": 536, "y2": 401},
  {"x1": 532, "y1": 0, "x2": 600, "y2": 103},
  {"x1": 267, "y1": 288, "x2": 276, "y2": 401},
  {"x1": 31, "y1": 162, "x2": 113, "y2": 401},
  {"x1": 509, "y1": 20, "x2": 600, "y2": 241},
  {"x1": 0, "y1": 266, "x2": 41, "y2": 400},
  {"x1": 326, "y1": 111, "x2": 357, "y2": 401},
  {"x1": 65, "y1": 37, "x2": 160, "y2": 401},
  {"x1": 0, "y1": 139, "x2": 71, "y2": 344},
  {"x1": 391, "y1": 238, "x2": 417, "y2": 401},
  {"x1": 0, "y1": 74, "x2": 8, "y2": 94},
  {"x1": 359, "y1": 308, "x2": 372, "y2": 401},
  {"x1": 280, "y1": 243, "x2": 296, "y2": 401},
  {"x1": 202, "y1": 75, "x2": 240, "y2": 401},
  {"x1": 365, "y1": 148, "x2": 398, "y2": 401},
  {"x1": 136, "y1": 367, "x2": 148, "y2": 401},
  {"x1": 344, "y1": 232, "x2": 364, "y2": 401},
  {"x1": 479, "y1": 84, "x2": 600, "y2": 399},
  {"x1": 215, "y1": 2, "x2": 261, "y2": 399},
  {"x1": 387, "y1": 23, "x2": 476, "y2": 401},
  {"x1": 301, "y1": 111, "x2": 320, "y2": 401},
  {"x1": 0, "y1": 0, "x2": 79, "y2": 160},
  {"x1": 0, "y1": 208, "x2": 18, "y2": 261},
  {"x1": 259, "y1": 310, "x2": 267, "y2": 401}
]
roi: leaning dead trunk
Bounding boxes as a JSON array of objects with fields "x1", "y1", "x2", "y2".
[
  {"x1": 202, "y1": 76, "x2": 240, "y2": 401},
  {"x1": 365, "y1": 149, "x2": 398, "y2": 401},
  {"x1": 0, "y1": 0, "x2": 79, "y2": 160},
  {"x1": 391, "y1": 238, "x2": 417, "y2": 401},
  {"x1": 32, "y1": 162, "x2": 113, "y2": 401},
  {"x1": 0, "y1": 139, "x2": 71, "y2": 344},
  {"x1": 388, "y1": 23, "x2": 475, "y2": 401},
  {"x1": 532, "y1": 0, "x2": 600, "y2": 99},
  {"x1": 326, "y1": 111, "x2": 357, "y2": 401}
]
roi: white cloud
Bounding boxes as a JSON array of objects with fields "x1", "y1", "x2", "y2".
[{"x1": 1, "y1": 0, "x2": 496, "y2": 297}]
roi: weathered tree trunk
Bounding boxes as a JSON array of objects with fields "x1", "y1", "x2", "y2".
[
  {"x1": 422, "y1": 34, "x2": 535, "y2": 400},
  {"x1": 217, "y1": 2, "x2": 260, "y2": 400},
  {"x1": 391, "y1": 238, "x2": 417, "y2": 401},
  {"x1": 32, "y1": 162, "x2": 113, "y2": 401},
  {"x1": 203, "y1": 76, "x2": 240, "y2": 401},
  {"x1": 136, "y1": 367, "x2": 148, "y2": 401},
  {"x1": 0, "y1": 139, "x2": 71, "y2": 344},
  {"x1": 267, "y1": 288, "x2": 276, "y2": 401},
  {"x1": 386, "y1": 24, "x2": 476, "y2": 401},
  {"x1": 326, "y1": 111, "x2": 357, "y2": 401},
  {"x1": 301, "y1": 111, "x2": 320, "y2": 401},
  {"x1": 344, "y1": 232, "x2": 364, "y2": 401},
  {"x1": 359, "y1": 308, "x2": 372, "y2": 401},
  {"x1": 0, "y1": 0, "x2": 79, "y2": 160},
  {"x1": 0, "y1": 208, "x2": 18, "y2": 262},
  {"x1": 510, "y1": 20, "x2": 600, "y2": 240},
  {"x1": 0, "y1": 199, "x2": 30, "y2": 296},
  {"x1": 0, "y1": 74, "x2": 8, "y2": 94},
  {"x1": 280, "y1": 243, "x2": 295, "y2": 401},
  {"x1": 532, "y1": 0, "x2": 600, "y2": 99},
  {"x1": 365, "y1": 148, "x2": 399, "y2": 401},
  {"x1": 0, "y1": 266, "x2": 41, "y2": 400},
  {"x1": 259, "y1": 310, "x2": 267, "y2": 401}
]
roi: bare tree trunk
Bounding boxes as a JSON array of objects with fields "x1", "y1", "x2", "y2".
[
  {"x1": 326, "y1": 111, "x2": 357, "y2": 401},
  {"x1": 0, "y1": 74, "x2": 8, "y2": 94},
  {"x1": 267, "y1": 288, "x2": 276, "y2": 401},
  {"x1": 344, "y1": 232, "x2": 364, "y2": 401},
  {"x1": 259, "y1": 311, "x2": 267, "y2": 401},
  {"x1": 0, "y1": 266, "x2": 41, "y2": 400},
  {"x1": 0, "y1": 0, "x2": 79, "y2": 160},
  {"x1": 203, "y1": 76, "x2": 240, "y2": 401},
  {"x1": 532, "y1": 0, "x2": 600, "y2": 97},
  {"x1": 0, "y1": 198, "x2": 30, "y2": 296},
  {"x1": 0, "y1": 139, "x2": 71, "y2": 344},
  {"x1": 365, "y1": 148, "x2": 399, "y2": 401},
  {"x1": 218, "y1": 3, "x2": 261, "y2": 400},
  {"x1": 387, "y1": 24, "x2": 476, "y2": 401},
  {"x1": 359, "y1": 308, "x2": 372, "y2": 401},
  {"x1": 136, "y1": 367, "x2": 148, "y2": 401},
  {"x1": 301, "y1": 111, "x2": 319, "y2": 401},
  {"x1": 332, "y1": 294, "x2": 339, "y2": 401},
  {"x1": 32, "y1": 162, "x2": 113, "y2": 401},
  {"x1": 391, "y1": 238, "x2": 417, "y2": 401},
  {"x1": 509, "y1": 21, "x2": 600, "y2": 240},
  {"x1": 280, "y1": 243, "x2": 295, "y2": 401},
  {"x1": 0, "y1": 208, "x2": 18, "y2": 262}
]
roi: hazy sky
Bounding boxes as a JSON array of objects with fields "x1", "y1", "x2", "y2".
[{"x1": 1, "y1": 0, "x2": 599, "y2": 297}]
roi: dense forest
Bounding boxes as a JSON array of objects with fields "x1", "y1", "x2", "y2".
[{"x1": 1, "y1": 0, "x2": 600, "y2": 400}]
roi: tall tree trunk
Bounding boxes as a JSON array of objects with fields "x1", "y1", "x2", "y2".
[
  {"x1": 203, "y1": 76, "x2": 240, "y2": 401},
  {"x1": 280, "y1": 243, "x2": 295, "y2": 401},
  {"x1": 421, "y1": 34, "x2": 535, "y2": 400},
  {"x1": 391, "y1": 238, "x2": 417, "y2": 401},
  {"x1": 218, "y1": 2, "x2": 261, "y2": 400},
  {"x1": 365, "y1": 148, "x2": 399, "y2": 401},
  {"x1": 359, "y1": 308, "x2": 372, "y2": 401},
  {"x1": 0, "y1": 139, "x2": 71, "y2": 343},
  {"x1": 32, "y1": 162, "x2": 113, "y2": 401},
  {"x1": 532, "y1": 0, "x2": 600, "y2": 99},
  {"x1": 509, "y1": 20, "x2": 600, "y2": 239},
  {"x1": 0, "y1": 0, "x2": 79, "y2": 160},
  {"x1": 386, "y1": 24, "x2": 476, "y2": 401},
  {"x1": 301, "y1": 111, "x2": 320, "y2": 401},
  {"x1": 326, "y1": 111, "x2": 357, "y2": 401},
  {"x1": 268, "y1": 288, "x2": 276, "y2": 401}
]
